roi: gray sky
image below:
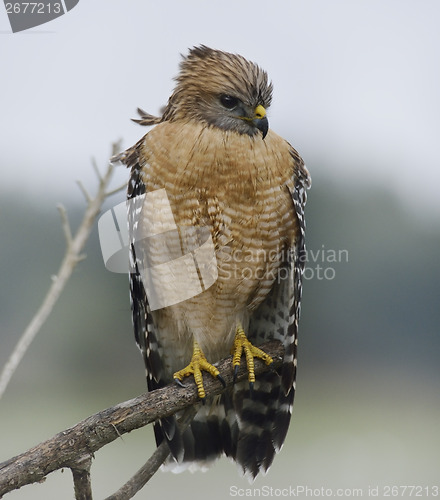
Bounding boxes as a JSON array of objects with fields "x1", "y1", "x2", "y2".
[{"x1": 1, "y1": 0, "x2": 439, "y2": 223}]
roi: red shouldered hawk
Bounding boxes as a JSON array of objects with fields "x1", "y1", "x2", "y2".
[{"x1": 115, "y1": 46, "x2": 310, "y2": 479}]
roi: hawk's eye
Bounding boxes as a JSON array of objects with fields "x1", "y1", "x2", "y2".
[{"x1": 220, "y1": 94, "x2": 239, "y2": 110}]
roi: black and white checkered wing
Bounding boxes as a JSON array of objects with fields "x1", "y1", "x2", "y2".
[
  {"x1": 232, "y1": 150, "x2": 310, "y2": 478},
  {"x1": 123, "y1": 143, "x2": 183, "y2": 460}
]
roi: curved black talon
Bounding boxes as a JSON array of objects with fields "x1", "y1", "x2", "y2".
[
  {"x1": 174, "y1": 378, "x2": 186, "y2": 388},
  {"x1": 233, "y1": 365, "x2": 239, "y2": 383},
  {"x1": 268, "y1": 361, "x2": 276, "y2": 372},
  {"x1": 201, "y1": 396, "x2": 206, "y2": 406},
  {"x1": 217, "y1": 374, "x2": 226, "y2": 388},
  {"x1": 249, "y1": 381, "x2": 254, "y2": 398}
]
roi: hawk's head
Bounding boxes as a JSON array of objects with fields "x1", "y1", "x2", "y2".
[{"x1": 163, "y1": 45, "x2": 272, "y2": 139}]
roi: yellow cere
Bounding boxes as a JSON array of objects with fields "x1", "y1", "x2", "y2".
[{"x1": 254, "y1": 105, "x2": 266, "y2": 119}]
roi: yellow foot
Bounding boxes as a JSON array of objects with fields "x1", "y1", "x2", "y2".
[
  {"x1": 174, "y1": 340, "x2": 226, "y2": 402},
  {"x1": 231, "y1": 323, "x2": 274, "y2": 394}
]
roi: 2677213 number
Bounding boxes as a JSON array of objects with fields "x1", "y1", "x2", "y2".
[
  {"x1": 5, "y1": 3, "x2": 62, "y2": 14},
  {"x1": 383, "y1": 485, "x2": 439, "y2": 497}
]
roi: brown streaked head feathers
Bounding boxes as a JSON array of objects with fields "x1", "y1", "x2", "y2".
[{"x1": 132, "y1": 45, "x2": 273, "y2": 137}]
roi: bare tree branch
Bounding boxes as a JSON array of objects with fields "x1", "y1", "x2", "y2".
[
  {"x1": 104, "y1": 407, "x2": 198, "y2": 500},
  {"x1": 0, "y1": 141, "x2": 123, "y2": 401},
  {"x1": 71, "y1": 455, "x2": 93, "y2": 500},
  {"x1": 76, "y1": 180, "x2": 93, "y2": 204},
  {"x1": 0, "y1": 340, "x2": 284, "y2": 499},
  {"x1": 105, "y1": 182, "x2": 129, "y2": 198}
]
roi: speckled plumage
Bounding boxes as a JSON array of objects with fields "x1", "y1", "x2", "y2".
[{"x1": 117, "y1": 46, "x2": 310, "y2": 479}]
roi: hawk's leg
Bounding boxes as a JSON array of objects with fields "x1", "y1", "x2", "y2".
[
  {"x1": 173, "y1": 340, "x2": 226, "y2": 402},
  {"x1": 231, "y1": 323, "x2": 274, "y2": 395}
]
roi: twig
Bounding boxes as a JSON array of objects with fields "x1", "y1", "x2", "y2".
[
  {"x1": 104, "y1": 407, "x2": 198, "y2": 500},
  {"x1": 57, "y1": 204, "x2": 73, "y2": 246},
  {"x1": 104, "y1": 442, "x2": 170, "y2": 500},
  {"x1": 91, "y1": 157, "x2": 103, "y2": 182},
  {"x1": 0, "y1": 340, "x2": 284, "y2": 498},
  {"x1": 76, "y1": 180, "x2": 93, "y2": 204},
  {"x1": 0, "y1": 141, "x2": 124, "y2": 401},
  {"x1": 71, "y1": 455, "x2": 93, "y2": 500},
  {"x1": 105, "y1": 182, "x2": 129, "y2": 198}
]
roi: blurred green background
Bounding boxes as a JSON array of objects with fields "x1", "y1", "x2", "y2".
[{"x1": 1, "y1": 1, "x2": 440, "y2": 499}]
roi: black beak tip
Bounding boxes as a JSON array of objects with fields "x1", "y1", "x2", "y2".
[{"x1": 255, "y1": 116, "x2": 269, "y2": 139}]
